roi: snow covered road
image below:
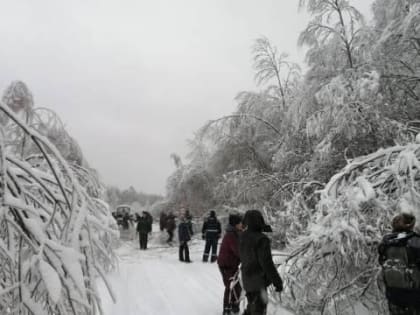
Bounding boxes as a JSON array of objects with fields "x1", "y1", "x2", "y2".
[{"x1": 98, "y1": 231, "x2": 293, "y2": 315}]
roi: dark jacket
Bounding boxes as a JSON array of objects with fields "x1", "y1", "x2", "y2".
[
  {"x1": 178, "y1": 220, "x2": 192, "y2": 242},
  {"x1": 202, "y1": 216, "x2": 221, "y2": 240},
  {"x1": 185, "y1": 212, "x2": 194, "y2": 234},
  {"x1": 166, "y1": 214, "x2": 176, "y2": 232},
  {"x1": 137, "y1": 216, "x2": 152, "y2": 234},
  {"x1": 217, "y1": 224, "x2": 240, "y2": 269},
  {"x1": 378, "y1": 231, "x2": 420, "y2": 307},
  {"x1": 144, "y1": 212, "x2": 153, "y2": 225},
  {"x1": 160, "y1": 212, "x2": 167, "y2": 230},
  {"x1": 239, "y1": 210, "x2": 283, "y2": 293}
]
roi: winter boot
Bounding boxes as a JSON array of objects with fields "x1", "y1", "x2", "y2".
[
  {"x1": 222, "y1": 307, "x2": 231, "y2": 315},
  {"x1": 231, "y1": 304, "x2": 240, "y2": 314}
]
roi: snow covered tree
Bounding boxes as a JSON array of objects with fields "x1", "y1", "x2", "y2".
[
  {"x1": 0, "y1": 98, "x2": 118, "y2": 314},
  {"x1": 371, "y1": 0, "x2": 420, "y2": 122},
  {"x1": 299, "y1": 0, "x2": 366, "y2": 69},
  {"x1": 1, "y1": 82, "x2": 85, "y2": 165},
  {"x1": 2, "y1": 81, "x2": 34, "y2": 114},
  {"x1": 252, "y1": 37, "x2": 301, "y2": 111},
  {"x1": 1, "y1": 81, "x2": 34, "y2": 158},
  {"x1": 165, "y1": 151, "x2": 216, "y2": 215},
  {"x1": 281, "y1": 142, "x2": 420, "y2": 314}
]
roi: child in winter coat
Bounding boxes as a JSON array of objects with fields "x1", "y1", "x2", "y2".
[{"x1": 217, "y1": 214, "x2": 243, "y2": 315}]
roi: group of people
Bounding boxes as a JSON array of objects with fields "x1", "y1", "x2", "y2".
[
  {"x1": 173, "y1": 209, "x2": 281, "y2": 315},
  {"x1": 134, "y1": 207, "x2": 420, "y2": 315},
  {"x1": 215, "y1": 210, "x2": 420, "y2": 315},
  {"x1": 112, "y1": 210, "x2": 133, "y2": 230},
  {"x1": 217, "y1": 210, "x2": 282, "y2": 315}
]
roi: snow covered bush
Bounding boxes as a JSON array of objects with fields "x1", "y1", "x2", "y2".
[
  {"x1": 273, "y1": 181, "x2": 323, "y2": 244},
  {"x1": 282, "y1": 143, "x2": 420, "y2": 315},
  {"x1": 0, "y1": 100, "x2": 118, "y2": 314},
  {"x1": 305, "y1": 67, "x2": 398, "y2": 182}
]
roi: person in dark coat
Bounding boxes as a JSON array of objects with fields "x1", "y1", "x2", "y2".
[
  {"x1": 184, "y1": 209, "x2": 194, "y2": 235},
  {"x1": 378, "y1": 213, "x2": 420, "y2": 315},
  {"x1": 185, "y1": 210, "x2": 194, "y2": 235},
  {"x1": 165, "y1": 212, "x2": 176, "y2": 245},
  {"x1": 202, "y1": 210, "x2": 222, "y2": 262},
  {"x1": 178, "y1": 213, "x2": 193, "y2": 263},
  {"x1": 144, "y1": 211, "x2": 153, "y2": 227},
  {"x1": 217, "y1": 214, "x2": 243, "y2": 315},
  {"x1": 137, "y1": 212, "x2": 152, "y2": 250},
  {"x1": 160, "y1": 211, "x2": 167, "y2": 231},
  {"x1": 239, "y1": 210, "x2": 283, "y2": 315}
]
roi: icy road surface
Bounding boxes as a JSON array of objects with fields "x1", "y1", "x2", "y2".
[{"x1": 98, "y1": 229, "x2": 293, "y2": 315}]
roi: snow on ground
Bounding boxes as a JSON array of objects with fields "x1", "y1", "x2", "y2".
[{"x1": 98, "y1": 226, "x2": 294, "y2": 315}]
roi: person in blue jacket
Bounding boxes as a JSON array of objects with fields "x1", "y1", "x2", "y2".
[
  {"x1": 202, "y1": 210, "x2": 222, "y2": 262},
  {"x1": 178, "y1": 213, "x2": 193, "y2": 263}
]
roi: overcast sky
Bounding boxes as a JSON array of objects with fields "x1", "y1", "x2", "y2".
[{"x1": 0, "y1": 0, "x2": 373, "y2": 195}]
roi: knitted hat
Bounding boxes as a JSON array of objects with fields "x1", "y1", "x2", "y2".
[{"x1": 229, "y1": 214, "x2": 242, "y2": 226}]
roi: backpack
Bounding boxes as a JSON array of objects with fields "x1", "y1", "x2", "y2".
[{"x1": 379, "y1": 232, "x2": 420, "y2": 290}]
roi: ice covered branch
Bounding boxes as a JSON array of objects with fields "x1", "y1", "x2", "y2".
[{"x1": 0, "y1": 101, "x2": 118, "y2": 315}]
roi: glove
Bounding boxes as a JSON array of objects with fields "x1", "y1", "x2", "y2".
[{"x1": 275, "y1": 281, "x2": 283, "y2": 293}]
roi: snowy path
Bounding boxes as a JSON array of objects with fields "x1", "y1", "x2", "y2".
[{"x1": 98, "y1": 230, "x2": 293, "y2": 315}]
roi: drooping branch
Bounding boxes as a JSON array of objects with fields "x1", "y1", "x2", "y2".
[
  {"x1": 0, "y1": 100, "x2": 118, "y2": 314},
  {"x1": 204, "y1": 114, "x2": 281, "y2": 136}
]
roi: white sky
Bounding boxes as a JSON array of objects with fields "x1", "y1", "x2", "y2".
[{"x1": 0, "y1": 0, "x2": 373, "y2": 194}]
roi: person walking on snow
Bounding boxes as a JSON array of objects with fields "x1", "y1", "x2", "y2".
[
  {"x1": 184, "y1": 209, "x2": 194, "y2": 235},
  {"x1": 239, "y1": 210, "x2": 283, "y2": 315},
  {"x1": 165, "y1": 212, "x2": 176, "y2": 245},
  {"x1": 178, "y1": 213, "x2": 193, "y2": 263},
  {"x1": 160, "y1": 211, "x2": 167, "y2": 231},
  {"x1": 217, "y1": 214, "x2": 243, "y2": 315},
  {"x1": 137, "y1": 211, "x2": 152, "y2": 250},
  {"x1": 202, "y1": 210, "x2": 222, "y2": 262},
  {"x1": 144, "y1": 211, "x2": 153, "y2": 228},
  {"x1": 378, "y1": 213, "x2": 420, "y2": 315}
]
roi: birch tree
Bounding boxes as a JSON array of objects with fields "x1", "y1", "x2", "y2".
[
  {"x1": 252, "y1": 37, "x2": 301, "y2": 111},
  {"x1": 299, "y1": 0, "x2": 365, "y2": 69}
]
